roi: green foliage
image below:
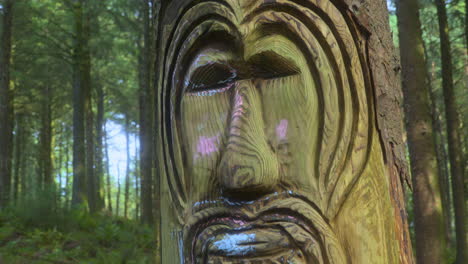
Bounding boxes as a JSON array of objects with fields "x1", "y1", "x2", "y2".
[{"x1": 0, "y1": 203, "x2": 156, "y2": 263}]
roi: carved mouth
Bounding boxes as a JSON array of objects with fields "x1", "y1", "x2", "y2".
[
  {"x1": 195, "y1": 219, "x2": 311, "y2": 263},
  {"x1": 184, "y1": 192, "x2": 334, "y2": 263}
]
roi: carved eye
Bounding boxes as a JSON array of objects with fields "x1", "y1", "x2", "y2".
[{"x1": 187, "y1": 63, "x2": 237, "y2": 95}]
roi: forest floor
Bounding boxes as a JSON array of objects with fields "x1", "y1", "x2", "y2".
[{"x1": 0, "y1": 201, "x2": 156, "y2": 264}]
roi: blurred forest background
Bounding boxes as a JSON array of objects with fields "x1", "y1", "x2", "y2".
[{"x1": 0, "y1": 0, "x2": 466, "y2": 263}]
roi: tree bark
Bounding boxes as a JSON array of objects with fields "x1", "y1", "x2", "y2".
[
  {"x1": 435, "y1": 0, "x2": 467, "y2": 262},
  {"x1": 0, "y1": 0, "x2": 14, "y2": 207},
  {"x1": 396, "y1": 0, "x2": 446, "y2": 262}
]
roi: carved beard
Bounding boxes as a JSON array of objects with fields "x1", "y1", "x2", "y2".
[{"x1": 183, "y1": 191, "x2": 346, "y2": 263}]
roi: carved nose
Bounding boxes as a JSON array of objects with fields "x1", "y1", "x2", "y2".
[{"x1": 217, "y1": 80, "x2": 279, "y2": 196}]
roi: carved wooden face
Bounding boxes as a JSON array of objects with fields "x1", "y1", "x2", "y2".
[{"x1": 161, "y1": 0, "x2": 372, "y2": 263}]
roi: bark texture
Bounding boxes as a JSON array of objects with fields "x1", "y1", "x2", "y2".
[{"x1": 396, "y1": 0, "x2": 446, "y2": 262}]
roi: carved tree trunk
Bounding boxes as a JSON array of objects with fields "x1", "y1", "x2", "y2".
[
  {"x1": 0, "y1": 0, "x2": 14, "y2": 207},
  {"x1": 395, "y1": 0, "x2": 446, "y2": 262},
  {"x1": 435, "y1": 0, "x2": 467, "y2": 262},
  {"x1": 155, "y1": 0, "x2": 413, "y2": 263}
]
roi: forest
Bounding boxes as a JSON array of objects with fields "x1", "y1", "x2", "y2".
[{"x1": 0, "y1": 0, "x2": 466, "y2": 263}]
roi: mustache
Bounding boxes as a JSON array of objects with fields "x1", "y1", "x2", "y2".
[
  {"x1": 184, "y1": 191, "x2": 327, "y2": 231},
  {"x1": 182, "y1": 191, "x2": 340, "y2": 262}
]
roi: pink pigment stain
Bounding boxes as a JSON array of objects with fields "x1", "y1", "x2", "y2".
[
  {"x1": 276, "y1": 119, "x2": 288, "y2": 140},
  {"x1": 196, "y1": 135, "x2": 220, "y2": 157}
]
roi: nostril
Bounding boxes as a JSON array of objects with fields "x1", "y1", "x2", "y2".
[{"x1": 222, "y1": 187, "x2": 273, "y2": 203}]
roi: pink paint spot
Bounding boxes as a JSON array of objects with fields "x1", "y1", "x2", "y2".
[
  {"x1": 196, "y1": 135, "x2": 220, "y2": 157},
  {"x1": 276, "y1": 119, "x2": 288, "y2": 140}
]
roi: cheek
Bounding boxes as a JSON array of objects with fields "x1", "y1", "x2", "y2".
[
  {"x1": 261, "y1": 76, "x2": 319, "y2": 185},
  {"x1": 180, "y1": 91, "x2": 231, "y2": 196}
]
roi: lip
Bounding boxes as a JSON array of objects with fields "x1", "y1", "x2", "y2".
[{"x1": 206, "y1": 227, "x2": 293, "y2": 257}]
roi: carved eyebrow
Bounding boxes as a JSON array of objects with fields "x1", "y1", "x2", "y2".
[{"x1": 248, "y1": 51, "x2": 300, "y2": 79}]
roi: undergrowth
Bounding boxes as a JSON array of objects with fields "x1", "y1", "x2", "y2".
[{"x1": 0, "y1": 190, "x2": 155, "y2": 264}]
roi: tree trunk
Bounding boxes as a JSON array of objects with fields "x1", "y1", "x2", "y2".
[
  {"x1": 396, "y1": 0, "x2": 446, "y2": 262},
  {"x1": 83, "y1": 6, "x2": 96, "y2": 213},
  {"x1": 435, "y1": 1, "x2": 467, "y2": 263},
  {"x1": 104, "y1": 122, "x2": 113, "y2": 213},
  {"x1": 65, "y1": 130, "x2": 71, "y2": 209},
  {"x1": 58, "y1": 126, "x2": 63, "y2": 202},
  {"x1": 116, "y1": 165, "x2": 121, "y2": 216},
  {"x1": 0, "y1": 0, "x2": 14, "y2": 207},
  {"x1": 139, "y1": 0, "x2": 154, "y2": 225},
  {"x1": 124, "y1": 116, "x2": 131, "y2": 219},
  {"x1": 13, "y1": 113, "x2": 24, "y2": 203},
  {"x1": 429, "y1": 61, "x2": 453, "y2": 245},
  {"x1": 94, "y1": 81, "x2": 105, "y2": 212},
  {"x1": 39, "y1": 86, "x2": 53, "y2": 189},
  {"x1": 71, "y1": 0, "x2": 88, "y2": 208},
  {"x1": 134, "y1": 132, "x2": 140, "y2": 220}
]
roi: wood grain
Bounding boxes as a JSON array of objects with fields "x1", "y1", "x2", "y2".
[{"x1": 154, "y1": 0, "x2": 411, "y2": 263}]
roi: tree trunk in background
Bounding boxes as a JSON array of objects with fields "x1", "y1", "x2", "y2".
[
  {"x1": 134, "y1": 133, "x2": 140, "y2": 220},
  {"x1": 65, "y1": 131, "x2": 71, "y2": 209},
  {"x1": 0, "y1": 0, "x2": 14, "y2": 208},
  {"x1": 95, "y1": 82, "x2": 105, "y2": 211},
  {"x1": 116, "y1": 166, "x2": 121, "y2": 216},
  {"x1": 58, "y1": 127, "x2": 63, "y2": 202},
  {"x1": 429, "y1": 61, "x2": 453, "y2": 245},
  {"x1": 124, "y1": 116, "x2": 131, "y2": 219},
  {"x1": 396, "y1": 1, "x2": 446, "y2": 262},
  {"x1": 39, "y1": 86, "x2": 53, "y2": 189},
  {"x1": 465, "y1": 0, "x2": 468, "y2": 50},
  {"x1": 139, "y1": 0, "x2": 154, "y2": 225},
  {"x1": 435, "y1": 0, "x2": 467, "y2": 263},
  {"x1": 71, "y1": 0, "x2": 88, "y2": 208},
  {"x1": 13, "y1": 113, "x2": 24, "y2": 203},
  {"x1": 83, "y1": 6, "x2": 96, "y2": 213},
  {"x1": 104, "y1": 123, "x2": 113, "y2": 213}
]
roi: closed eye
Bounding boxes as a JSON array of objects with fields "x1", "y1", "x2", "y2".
[{"x1": 186, "y1": 62, "x2": 237, "y2": 95}]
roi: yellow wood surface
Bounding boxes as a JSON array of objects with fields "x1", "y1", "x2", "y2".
[{"x1": 155, "y1": 0, "x2": 408, "y2": 263}]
